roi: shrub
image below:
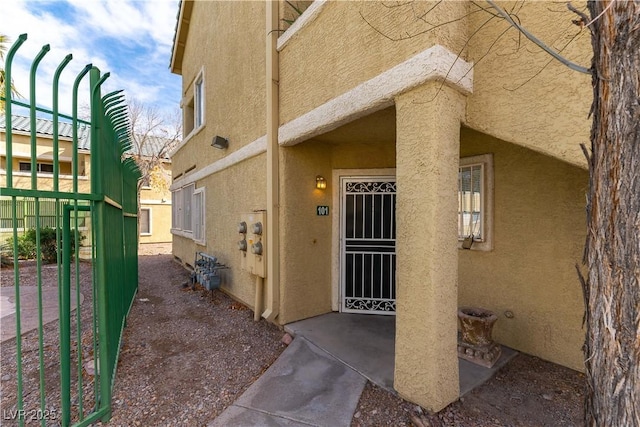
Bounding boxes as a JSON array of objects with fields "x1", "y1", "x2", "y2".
[{"x1": 4, "y1": 227, "x2": 85, "y2": 263}]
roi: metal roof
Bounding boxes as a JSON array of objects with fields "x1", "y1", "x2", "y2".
[
  {"x1": 1, "y1": 115, "x2": 172, "y2": 160},
  {"x1": 0, "y1": 114, "x2": 91, "y2": 150}
]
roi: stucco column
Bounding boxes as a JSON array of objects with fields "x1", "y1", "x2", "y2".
[{"x1": 394, "y1": 82, "x2": 465, "y2": 411}]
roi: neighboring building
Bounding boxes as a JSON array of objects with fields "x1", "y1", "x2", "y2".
[
  {"x1": 130, "y1": 135, "x2": 173, "y2": 246},
  {"x1": 0, "y1": 115, "x2": 92, "y2": 246},
  {"x1": 0, "y1": 114, "x2": 173, "y2": 247},
  {"x1": 169, "y1": 1, "x2": 591, "y2": 411}
]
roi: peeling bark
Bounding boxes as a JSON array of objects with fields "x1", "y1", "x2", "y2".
[{"x1": 584, "y1": 1, "x2": 640, "y2": 425}]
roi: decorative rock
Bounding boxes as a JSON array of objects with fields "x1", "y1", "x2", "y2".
[{"x1": 281, "y1": 333, "x2": 293, "y2": 345}]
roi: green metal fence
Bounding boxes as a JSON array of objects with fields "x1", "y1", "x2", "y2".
[{"x1": 1, "y1": 33, "x2": 140, "y2": 426}]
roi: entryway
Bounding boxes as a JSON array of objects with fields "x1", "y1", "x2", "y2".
[{"x1": 340, "y1": 176, "x2": 396, "y2": 315}]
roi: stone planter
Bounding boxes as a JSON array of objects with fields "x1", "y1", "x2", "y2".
[{"x1": 457, "y1": 307, "x2": 501, "y2": 368}]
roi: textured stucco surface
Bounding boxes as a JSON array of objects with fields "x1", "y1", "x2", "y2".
[
  {"x1": 172, "y1": 153, "x2": 267, "y2": 311},
  {"x1": 278, "y1": 1, "x2": 469, "y2": 125},
  {"x1": 278, "y1": 143, "x2": 333, "y2": 324},
  {"x1": 394, "y1": 83, "x2": 465, "y2": 411},
  {"x1": 172, "y1": 0, "x2": 266, "y2": 162},
  {"x1": 465, "y1": 1, "x2": 591, "y2": 168},
  {"x1": 169, "y1": 1, "x2": 594, "y2": 410},
  {"x1": 139, "y1": 203, "x2": 172, "y2": 244},
  {"x1": 171, "y1": 0, "x2": 269, "y2": 310},
  {"x1": 278, "y1": 129, "x2": 397, "y2": 325},
  {"x1": 1, "y1": 133, "x2": 91, "y2": 193},
  {"x1": 458, "y1": 128, "x2": 587, "y2": 371}
]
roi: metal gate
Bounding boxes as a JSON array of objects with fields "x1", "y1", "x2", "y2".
[
  {"x1": 340, "y1": 177, "x2": 396, "y2": 314},
  {"x1": 1, "y1": 34, "x2": 139, "y2": 426}
]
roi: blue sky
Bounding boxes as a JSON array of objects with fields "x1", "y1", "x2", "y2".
[{"x1": 3, "y1": 0, "x2": 181, "y2": 121}]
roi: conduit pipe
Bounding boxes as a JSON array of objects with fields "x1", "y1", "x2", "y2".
[
  {"x1": 263, "y1": 0, "x2": 280, "y2": 322},
  {"x1": 254, "y1": 276, "x2": 264, "y2": 322}
]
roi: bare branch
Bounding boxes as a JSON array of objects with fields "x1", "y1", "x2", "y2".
[
  {"x1": 504, "y1": 24, "x2": 587, "y2": 91},
  {"x1": 485, "y1": 0, "x2": 591, "y2": 74},
  {"x1": 566, "y1": 2, "x2": 591, "y2": 30},
  {"x1": 360, "y1": 5, "x2": 490, "y2": 42}
]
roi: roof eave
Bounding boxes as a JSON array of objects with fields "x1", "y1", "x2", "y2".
[{"x1": 170, "y1": 0, "x2": 194, "y2": 75}]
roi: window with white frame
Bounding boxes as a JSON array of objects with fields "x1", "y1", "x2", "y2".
[
  {"x1": 171, "y1": 184, "x2": 205, "y2": 244},
  {"x1": 172, "y1": 188, "x2": 182, "y2": 230},
  {"x1": 183, "y1": 69, "x2": 205, "y2": 138},
  {"x1": 194, "y1": 73, "x2": 204, "y2": 129},
  {"x1": 140, "y1": 208, "x2": 151, "y2": 235},
  {"x1": 458, "y1": 154, "x2": 493, "y2": 250},
  {"x1": 182, "y1": 183, "x2": 194, "y2": 232},
  {"x1": 193, "y1": 189, "x2": 205, "y2": 243}
]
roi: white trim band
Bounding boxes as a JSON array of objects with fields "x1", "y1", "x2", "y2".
[
  {"x1": 170, "y1": 45, "x2": 472, "y2": 188},
  {"x1": 279, "y1": 44, "x2": 473, "y2": 147},
  {"x1": 171, "y1": 136, "x2": 266, "y2": 190},
  {"x1": 277, "y1": 0, "x2": 328, "y2": 51}
]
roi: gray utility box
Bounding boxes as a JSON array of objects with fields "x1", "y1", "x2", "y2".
[{"x1": 191, "y1": 252, "x2": 226, "y2": 291}]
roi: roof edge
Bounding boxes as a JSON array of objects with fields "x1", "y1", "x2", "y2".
[{"x1": 170, "y1": 0, "x2": 194, "y2": 75}]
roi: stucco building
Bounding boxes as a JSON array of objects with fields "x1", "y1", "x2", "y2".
[
  {"x1": 0, "y1": 114, "x2": 173, "y2": 248},
  {"x1": 169, "y1": 0, "x2": 591, "y2": 411}
]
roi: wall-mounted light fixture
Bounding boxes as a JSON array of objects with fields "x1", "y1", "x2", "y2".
[
  {"x1": 211, "y1": 135, "x2": 229, "y2": 150},
  {"x1": 316, "y1": 175, "x2": 327, "y2": 190}
]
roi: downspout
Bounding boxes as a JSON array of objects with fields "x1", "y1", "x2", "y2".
[{"x1": 263, "y1": 0, "x2": 280, "y2": 322}]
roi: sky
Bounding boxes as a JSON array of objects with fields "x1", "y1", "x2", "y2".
[{"x1": 2, "y1": 0, "x2": 182, "y2": 121}]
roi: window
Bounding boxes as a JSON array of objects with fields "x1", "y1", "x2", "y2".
[
  {"x1": 194, "y1": 74, "x2": 204, "y2": 129},
  {"x1": 183, "y1": 183, "x2": 194, "y2": 232},
  {"x1": 193, "y1": 189, "x2": 205, "y2": 243},
  {"x1": 458, "y1": 154, "x2": 493, "y2": 251},
  {"x1": 172, "y1": 188, "x2": 182, "y2": 230},
  {"x1": 171, "y1": 184, "x2": 205, "y2": 244},
  {"x1": 183, "y1": 69, "x2": 205, "y2": 138},
  {"x1": 140, "y1": 208, "x2": 151, "y2": 235},
  {"x1": 19, "y1": 161, "x2": 54, "y2": 174}
]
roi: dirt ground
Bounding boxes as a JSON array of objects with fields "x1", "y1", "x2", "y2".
[{"x1": 1, "y1": 252, "x2": 586, "y2": 426}]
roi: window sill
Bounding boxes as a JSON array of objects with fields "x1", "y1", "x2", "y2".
[
  {"x1": 175, "y1": 122, "x2": 205, "y2": 154},
  {"x1": 0, "y1": 171, "x2": 89, "y2": 180},
  {"x1": 457, "y1": 239, "x2": 492, "y2": 252}
]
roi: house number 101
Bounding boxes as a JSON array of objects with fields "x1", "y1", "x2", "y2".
[{"x1": 316, "y1": 206, "x2": 329, "y2": 216}]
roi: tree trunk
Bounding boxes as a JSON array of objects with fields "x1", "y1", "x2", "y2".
[{"x1": 584, "y1": 1, "x2": 640, "y2": 425}]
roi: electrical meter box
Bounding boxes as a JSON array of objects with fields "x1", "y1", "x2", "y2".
[{"x1": 238, "y1": 211, "x2": 266, "y2": 278}]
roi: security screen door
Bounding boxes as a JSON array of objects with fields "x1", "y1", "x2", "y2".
[{"x1": 341, "y1": 177, "x2": 396, "y2": 314}]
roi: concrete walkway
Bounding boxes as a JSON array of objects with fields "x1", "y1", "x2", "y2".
[
  {"x1": 210, "y1": 337, "x2": 366, "y2": 427},
  {"x1": 211, "y1": 313, "x2": 517, "y2": 426},
  {"x1": 0, "y1": 286, "x2": 83, "y2": 343}
]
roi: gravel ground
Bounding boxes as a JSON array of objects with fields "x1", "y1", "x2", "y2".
[{"x1": 1, "y1": 250, "x2": 586, "y2": 426}]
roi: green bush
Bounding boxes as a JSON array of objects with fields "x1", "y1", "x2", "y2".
[{"x1": 4, "y1": 227, "x2": 85, "y2": 263}]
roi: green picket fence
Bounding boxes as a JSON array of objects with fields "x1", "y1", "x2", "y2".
[{"x1": 1, "y1": 34, "x2": 140, "y2": 426}]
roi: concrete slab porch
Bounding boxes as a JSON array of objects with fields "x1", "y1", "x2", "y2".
[{"x1": 284, "y1": 312, "x2": 517, "y2": 396}]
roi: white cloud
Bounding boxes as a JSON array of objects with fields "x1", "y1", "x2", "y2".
[{"x1": 3, "y1": 0, "x2": 181, "y2": 119}]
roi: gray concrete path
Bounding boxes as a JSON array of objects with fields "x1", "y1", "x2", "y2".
[
  {"x1": 210, "y1": 337, "x2": 366, "y2": 427},
  {"x1": 285, "y1": 312, "x2": 517, "y2": 396},
  {"x1": 211, "y1": 312, "x2": 518, "y2": 426},
  {"x1": 0, "y1": 286, "x2": 83, "y2": 343}
]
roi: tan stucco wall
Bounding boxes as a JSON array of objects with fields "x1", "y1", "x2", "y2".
[
  {"x1": 173, "y1": 0, "x2": 266, "y2": 164},
  {"x1": 394, "y1": 83, "x2": 464, "y2": 411},
  {"x1": 1, "y1": 132, "x2": 91, "y2": 193},
  {"x1": 139, "y1": 202, "x2": 172, "y2": 244},
  {"x1": 278, "y1": 1, "x2": 469, "y2": 125},
  {"x1": 172, "y1": 154, "x2": 267, "y2": 310},
  {"x1": 171, "y1": 0, "x2": 268, "y2": 310},
  {"x1": 459, "y1": 127, "x2": 587, "y2": 371},
  {"x1": 279, "y1": 142, "x2": 333, "y2": 324},
  {"x1": 278, "y1": 134, "x2": 396, "y2": 325},
  {"x1": 465, "y1": 1, "x2": 592, "y2": 168},
  {"x1": 278, "y1": 1, "x2": 592, "y2": 167}
]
